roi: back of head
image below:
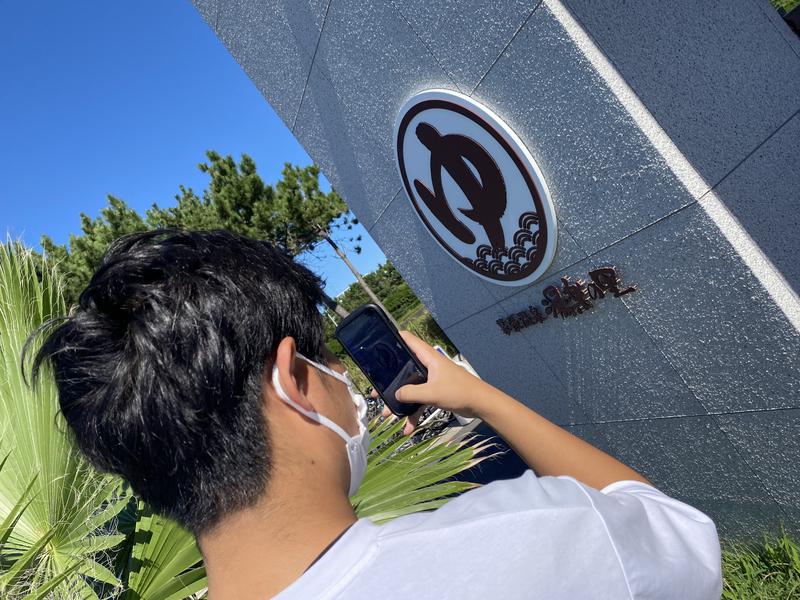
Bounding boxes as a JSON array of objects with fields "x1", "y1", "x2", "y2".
[{"x1": 31, "y1": 229, "x2": 326, "y2": 535}]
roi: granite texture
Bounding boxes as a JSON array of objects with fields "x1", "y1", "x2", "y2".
[
  {"x1": 369, "y1": 192, "x2": 500, "y2": 330},
  {"x1": 195, "y1": 0, "x2": 800, "y2": 535},
  {"x1": 570, "y1": 416, "x2": 788, "y2": 538},
  {"x1": 444, "y1": 303, "x2": 587, "y2": 426},
  {"x1": 563, "y1": 0, "x2": 800, "y2": 187},
  {"x1": 390, "y1": 0, "x2": 539, "y2": 92},
  {"x1": 482, "y1": 224, "x2": 588, "y2": 307},
  {"x1": 750, "y1": 0, "x2": 800, "y2": 59},
  {"x1": 474, "y1": 5, "x2": 697, "y2": 257},
  {"x1": 292, "y1": 65, "x2": 392, "y2": 229},
  {"x1": 292, "y1": 0, "x2": 457, "y2": 229},
  {"x1": 497, "y1": 271, "x2": 709, "y2": 423},
  {"x1": 214, "y1": 0, "x2": 331, "y2": 125},
  {"x1": 717, "y1": 409, "x2": 800, "y2": 535},
  {"x1": 192, "y1": 0, "x2": 218, "y2": 28},
  {"x1": 710, "y1": 110, "x2": 800, "y2": 295},
  {"x1": 597, "y1": 203, "x2": 800, "y2": 415}
]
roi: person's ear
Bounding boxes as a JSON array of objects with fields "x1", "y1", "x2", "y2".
[{"x1": 272, "y1": 336, "x2": 314, "y2": 412}]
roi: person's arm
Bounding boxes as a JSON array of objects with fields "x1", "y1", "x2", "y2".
[
  {"x1": 472, "y1": 387, "x2": 650, "y2": 489},
  {"x1": 391, "y1": 331, "x2": 651, "y2": 490},
  {"x1": 387, "y1": 333, "x2": 722, "y2": 599}
]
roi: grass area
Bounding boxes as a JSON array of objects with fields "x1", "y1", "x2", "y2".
[
  {"x1": 722, "y1": 529, "x2": 800, "y2": 599},
  {"x1": 772, "y1": 0, "x2": 800, "y2": 12}
]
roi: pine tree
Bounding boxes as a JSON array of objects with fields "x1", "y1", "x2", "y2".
[{"x1": 42, "y1": 151, "x2": 381, "y2": 317}]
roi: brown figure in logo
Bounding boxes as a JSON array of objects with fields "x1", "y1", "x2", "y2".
[{"x1": 413, "y1": 122, "x2": 507, "y2": 252}]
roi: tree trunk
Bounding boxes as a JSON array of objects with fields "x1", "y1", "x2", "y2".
[
  {"x1": 322, "y1": 291, "x2": 349, "y2": 320},
  {"x1": 321, "y1": 232, "x2": 398, "y2": 327}
]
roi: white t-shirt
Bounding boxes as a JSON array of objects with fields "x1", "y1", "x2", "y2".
[{"x1": 275, "y1": 471, "x2": 722, "y2": 599}]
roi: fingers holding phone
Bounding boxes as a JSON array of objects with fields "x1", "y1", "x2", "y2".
[
  {"x1": 378, "y1": 400, "x2": 425, "y2": 436},
  {"x1": 393, "y1": 331, "x2": 487, "y2": 419},
  {"x1": 376, "y1": 330, "x2": 488, "y2": 430},
  {"x1": 337, "y1": 304, "x2": 488, "y2": 435},
  {"x1": 335, "y1": 304, "x2": 428, "y2": 418}
]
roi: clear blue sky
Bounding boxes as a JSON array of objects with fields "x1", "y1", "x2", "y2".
[{"x1": 0, "y1": 1, "x2": 386, "y2": 297}]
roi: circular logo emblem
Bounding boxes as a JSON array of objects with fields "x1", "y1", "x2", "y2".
[{"x1": 394, "y1": 89, "x2": 557, "y2": 286}]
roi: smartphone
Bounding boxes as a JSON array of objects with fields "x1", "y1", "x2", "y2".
[{"x1": 335, "y1": 304, "x2": 427, "y2": 417}]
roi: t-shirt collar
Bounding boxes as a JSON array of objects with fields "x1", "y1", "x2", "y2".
[{"x1": 273, "y1": 517, "x2": 380, "y2": 599}]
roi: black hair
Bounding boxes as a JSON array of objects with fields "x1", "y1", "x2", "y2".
[{"x1": 29, "y1": 229, "x2": 326, "y2": 535}]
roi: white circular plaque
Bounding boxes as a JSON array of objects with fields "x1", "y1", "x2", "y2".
[{"x1": 394, "y1": 89, "x2": 557, "y2": 286}]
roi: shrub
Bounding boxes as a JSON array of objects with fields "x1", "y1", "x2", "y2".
[
  {"x1": 771, "y1": 0, "x2": 800, "y2": 12},
  {"x1": 406, "y1": 311, "x2": 458, "y2": 357},
  {"x1": 383, "y1": 284, "x2": 421, "y2": 319}
]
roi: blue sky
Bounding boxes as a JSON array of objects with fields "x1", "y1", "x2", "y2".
[{"x1": 0, "y1": 1, "x2": 386, "y2": 297}]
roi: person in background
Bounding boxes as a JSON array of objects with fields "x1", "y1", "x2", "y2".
[{"x1": 30, "y1": 229, "x2": 722, "y2": 599}]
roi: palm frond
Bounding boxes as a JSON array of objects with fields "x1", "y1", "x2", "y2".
[
  {"x1": 353, "y1": 415, "x2": 501, "y2": 523},
  {"x1": 0, "y1": 242, "x2": 128, "y2": 598},
  {"x1": 121, "y1": 502, "x2": 206, "y2": 600}
]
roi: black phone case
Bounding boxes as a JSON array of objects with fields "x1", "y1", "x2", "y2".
[{"x1": 334, "y1": 304, "x2": 427, "y2": 417}]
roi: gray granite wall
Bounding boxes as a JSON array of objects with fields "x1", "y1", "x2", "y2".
[{"x1": 192, "y1": 0, "x2": 800, "y2": 538}]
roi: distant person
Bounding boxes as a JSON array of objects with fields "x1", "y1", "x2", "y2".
[{"x1": 31, "y1": 229, "x2": 722, "y2": 599}]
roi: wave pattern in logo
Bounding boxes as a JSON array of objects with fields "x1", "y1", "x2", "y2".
[{"x1": 464, "y1": 211, "x2": 541, "y2": 277}]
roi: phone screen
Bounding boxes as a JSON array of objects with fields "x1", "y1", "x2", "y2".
[{"x1": 336, "y1": 307, "x2": 426, "y2": 416}]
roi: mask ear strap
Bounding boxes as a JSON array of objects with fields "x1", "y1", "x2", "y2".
[
  {"x1": 295, "y1": 353, "x2": 350, "y2": 386},
  {"x1": 271, "y1": 364, "x2": 351, "y2": 442}
]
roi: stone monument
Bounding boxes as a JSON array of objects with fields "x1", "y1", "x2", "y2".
[{"x1": 192, "y1": 0, "x2": 800, "y2": 537}]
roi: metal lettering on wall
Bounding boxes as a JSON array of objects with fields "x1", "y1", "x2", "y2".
[{"x1": 497, "y1": 266, "x2": 636, "y2": 335}]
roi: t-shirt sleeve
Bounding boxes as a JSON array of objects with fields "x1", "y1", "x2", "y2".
[
  {"x1": 424, "y1": 471, "x2": 722, "y2": 600},
  {"x1": 574, "y1": 478, "x2": 723, "y2": 600}
]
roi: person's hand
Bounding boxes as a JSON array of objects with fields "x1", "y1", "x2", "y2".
[
  {"x1": 375, "y1": 396, "x2": 423, "y2": 436},
  {"x1": 372, "y1": 331, "x2": 492, "y2": 435}
]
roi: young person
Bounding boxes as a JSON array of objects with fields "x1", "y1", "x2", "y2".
[{"x1": 31, "y1": 229, "x2": 722, "y2": 599}]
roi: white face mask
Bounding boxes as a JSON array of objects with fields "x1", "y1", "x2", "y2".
[{"x1": 271, "y1": 353, "x2": 370, "y2": 497}]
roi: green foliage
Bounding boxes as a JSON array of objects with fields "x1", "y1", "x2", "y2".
[
  {"x1": 119, "y1": 502, "x2": 206, "y2": 600},
  {"x1": 360, "y1": 262, "x2": 405, "y2": 303},
  {"x1": 12, "y1": 239, "x2": 800, "y2": 598},
  {"x1": 336, "y1": 261, "x2": 411, "y2": 314},
  {"x1": 323, "y1": 261, "x2": 455, "y2": 389},
  {"x1": 382, "y1": 284, "x2": 421, "y2": 320},
  {"x1": 353, "y1": 415, "x2": 499, "y2": 523},
  {"x1": 322, "y1": 313, "x2": 345, "y2": 357},
  {"x1": 42, "y1": 152, "x2": 351, "y2": 307},
  {"x1": 325, "y1": 261, "x2": 427, "y2": 363},
  {"x1": 405, "y1": 311, "x2": 458, "y2": 357},
  {"x1": 771, "y1": 0, "x2": 800, "y2": 12},
  {"x1": 146, "y1": 154, "x2": 347, "y2": 256},
  {"x1": 0, "y1": 243, "x2": 129, "y2": 599},
  {"x1": 40, "y1": 197, "x2": 148, "y2": 309},
  {"x1": 1, "y1": 241, "x2": 491, "y2": 598},
  {"x1": 337, "y1": 282, "x2": 371, "y2": 312},
  {"x1": 109, "y1": 412, "x2": 497, "y2": 600},
  {"x1": 722, "y1": 528, "x2": 800, "y2": 599}
]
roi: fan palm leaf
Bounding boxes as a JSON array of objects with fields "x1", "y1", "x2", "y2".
[
  {"x1": 119, "y1": 502, "x2": 207, "y2": 600},
  {"x1": 353, "y1": 414, "x2": 499, "y2": 522},
  {"x1": 0, "y1": 242, "x2": 128, "y2": 599}
]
